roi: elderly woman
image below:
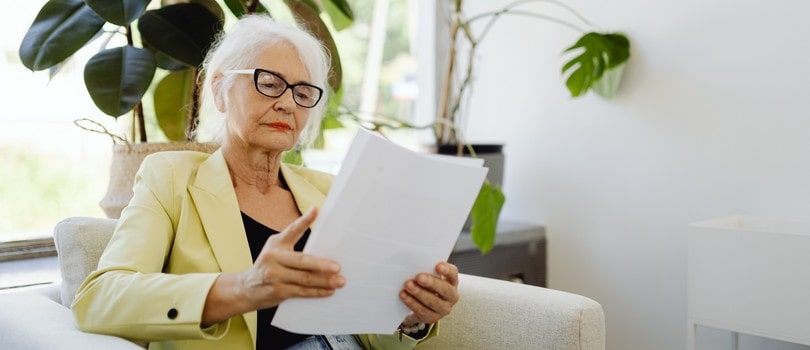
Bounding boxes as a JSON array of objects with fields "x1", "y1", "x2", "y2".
[{"x1": 72, "y1": 15, "x2": 458, "y2": 350}]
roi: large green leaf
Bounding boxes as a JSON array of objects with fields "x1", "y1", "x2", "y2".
[
  {"x1": 222, "y1": 0, "x2": 268, "y2": 17},
  {"x1": 19, "y1": 0, "x2": 105, "y2": 71},
  {"x1": 187, "y1": 0, "x2": 226, "y2": 22},
  {"x1": 283, "y1": 0, "x2": 343, "y2": 92},
  {"x1": 322, "y1": 0, "x2": 354, "y2": 31},
  {"x1": 143, "y1": 41, "x2": 189, "y2": 71},
  {"x1": 561, "y1": 32, "x2": 630, "y2": 97},
  {"x1": 84, "y1": 46, "x2": 157, "y2": 117},
  {"x1": 138, "y1": 3, "x2": 223, "y2": 67},
  {"x1": 154, "y1": 69, "x2": 195, "y2": 140},
  {"x1": 470, "y1": 181, "x2": 505, "y2": 254},
  {"x1": 84, "y1": 0, "x2": 150, "y2": 26}
]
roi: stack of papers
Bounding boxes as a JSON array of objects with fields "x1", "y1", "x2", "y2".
[{"x1": 272, "y1": 129, "x2": 488, "y2": 335}]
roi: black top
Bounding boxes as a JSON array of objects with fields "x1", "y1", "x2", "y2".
[{"x1": 241, "y1": 212, "x2": 312, "y2": 350}]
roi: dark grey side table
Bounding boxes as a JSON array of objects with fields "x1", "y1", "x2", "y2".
[{"x1": 449, "y1": 221, "x2": 546, "y2": 287}]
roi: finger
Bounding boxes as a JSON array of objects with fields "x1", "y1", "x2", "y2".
[
  {"x1": 399, "y1": 289, "x2": 441, "y2": 323},
  {"x1": 414, "y1": 273, "x2": 458, "y2": 303},
  {"x1": 436, "y1": 262, "x2": 459, "y2": 287},
  {"x1": 274, "y1": 283, "x2": 338, "y2": 299},
  {"x1": 403, "y1": 279, "x2": 454, "y2": 316},
  {"x1": 274, "y1": 262, "x2": 345, "y2": 289},
  {"x1": 272, "y1": 250, "x2": 341, "y2": 275},
  {"x1": 264, "y1": 207, "x2": 318, "y2": 251}
]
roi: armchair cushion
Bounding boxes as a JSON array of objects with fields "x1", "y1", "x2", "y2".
[
  {"x1": 417, "y1": 274, "x2": 605, "y2": 349},
  {"x1": 53, "y1": 216, "x2": 117, "y2": 307}
]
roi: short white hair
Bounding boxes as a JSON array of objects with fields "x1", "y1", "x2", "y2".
[{"x1": 197, "y1": 15, "x2": 330, "y2": 148}]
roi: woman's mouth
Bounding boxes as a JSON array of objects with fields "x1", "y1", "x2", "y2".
[{"x1": 266, "y1": 122, "x2": 292, "y2": 131}]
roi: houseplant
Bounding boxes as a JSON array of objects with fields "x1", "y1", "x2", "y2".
[
  {"x1": 445, "y1": 0, "x2": 630, "y2": 254},
  {"x1": 19, "y1": 0, "x2": 353, "y2": 142},
  {"x1": 19, "y1": 0, "x2": 354, "y2": 217},
  {"x1": 346, "y1": 0, "x2": 631, "y2": 253}
]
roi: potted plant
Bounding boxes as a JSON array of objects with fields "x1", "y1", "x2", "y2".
[
  {"x1": 19, "y1": 0, "x2": 354, "y2": 217},
  {"x1": 344, "y1": 0, "x2": 631, "y2": 254},
  {"x1": 443, "y1": 0, "x2": 630, "y2": 254}
]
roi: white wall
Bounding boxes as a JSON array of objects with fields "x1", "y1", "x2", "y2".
[{"x1": 458, "y1": 0, "x2": 810, "y2": 349}]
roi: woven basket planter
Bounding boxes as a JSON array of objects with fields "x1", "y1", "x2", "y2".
[{"x1": 100, "y1": 142, "x2": 220, "y2": 218}]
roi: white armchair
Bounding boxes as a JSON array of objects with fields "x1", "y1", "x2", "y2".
[{"x1": 0, "y1": 217, "x2": 605, "y2": 349}]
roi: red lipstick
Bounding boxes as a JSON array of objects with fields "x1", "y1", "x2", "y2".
[{"x1": 267, "y1": 122, "x2": 291, "y2": 131}]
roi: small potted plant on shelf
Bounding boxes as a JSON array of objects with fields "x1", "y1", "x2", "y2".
[{"x1": 19, "y1": 0, "x2": 354, "y2": 218}]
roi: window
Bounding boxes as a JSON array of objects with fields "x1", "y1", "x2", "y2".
[
  {"x1": 0, "y1": 0, "x2": 437, "y2": 261},
  {"x1": 1, "y1": 1, "x2": 112, "y2": 260}
]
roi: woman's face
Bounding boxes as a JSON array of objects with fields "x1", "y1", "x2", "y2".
[{"x1": 223, "y1": 42, "x2": 312, "y2": 153}]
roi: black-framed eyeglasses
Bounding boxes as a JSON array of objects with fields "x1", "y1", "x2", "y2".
[{"x1": 225, "y1": 68, "x2": 323, "y2": 108}]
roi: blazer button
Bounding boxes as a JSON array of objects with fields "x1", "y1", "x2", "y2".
[{"x1": 167, "y1": 308, "x2": 178, "y2": 320}]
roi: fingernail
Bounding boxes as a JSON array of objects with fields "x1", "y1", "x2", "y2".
[
  {"x1": 418, "y1": 275, "x2": 429, "y2": 285},
  {"x1": 328, "y1": 263, "x2": 340, "y2": 272},
  {"x1": 437, "y1": 264, "x2": 447, "y2": 274},
  {"x1": 406, "y1": 281, "x2": 417, "y2": 291}
]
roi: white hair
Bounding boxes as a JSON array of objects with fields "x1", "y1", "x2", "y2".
[{"x1": 197, "y1": 15, "x2": 331, "y2": 148}]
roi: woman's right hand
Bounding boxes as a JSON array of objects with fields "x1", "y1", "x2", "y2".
[
  {"x1": 202, "y1": 207, "x2": 343, "y2": 326},
  {"x1": 240, "y1": 207, "x2": 345, "y2": 310}
]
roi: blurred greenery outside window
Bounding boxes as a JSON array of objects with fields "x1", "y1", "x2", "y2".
[{"x1": 0, "y1": 0, "x2": 423, "y2": 246}]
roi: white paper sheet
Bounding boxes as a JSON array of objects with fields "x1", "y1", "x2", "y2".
[{"x1": 271, "y1": 129, "x2": 488, "y2": 335}]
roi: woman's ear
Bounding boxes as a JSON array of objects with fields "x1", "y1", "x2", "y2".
[{"x1": 211, "y1": 72, "x2": 226, "y2": 112}]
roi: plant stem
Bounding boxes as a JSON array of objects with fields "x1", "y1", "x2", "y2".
[
  {"x1": 437, "y1": 0, "x2": 463, "y2": 145},
  {"x1": 447, "y1": 17, "x2": 476, "y2": 142},
  {"x1": 468, "y1": 0, "x2": 594, "y2": 40}
]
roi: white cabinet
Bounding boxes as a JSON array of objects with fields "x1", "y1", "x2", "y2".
[{"x1": 688, "y1": 216, "x2": 810, "y2": 349}]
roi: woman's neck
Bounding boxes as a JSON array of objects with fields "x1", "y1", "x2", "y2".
[{"x1": 221, "y1": 142, "x2": 285, "y2": 195}]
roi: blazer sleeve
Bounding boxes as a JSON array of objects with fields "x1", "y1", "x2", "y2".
[{"x1": 72, "y1": 154, "x2": 229, "y2": 342}]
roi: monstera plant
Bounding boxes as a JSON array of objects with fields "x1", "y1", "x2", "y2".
[{"x1": 19, "y1": 0, "x2": 353, "y2": 142}]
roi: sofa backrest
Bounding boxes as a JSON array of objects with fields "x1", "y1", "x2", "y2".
[{"x1": 53, "y1": 217, "x2": 118, "y2": 308}]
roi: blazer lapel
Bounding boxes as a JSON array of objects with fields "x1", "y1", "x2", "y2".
[
  {"x1": 187, "y1": 150, "x2": 258, "y2": 345},
  {"x1": 280, "y1": 163, "x2": 328, "y2": 216}
]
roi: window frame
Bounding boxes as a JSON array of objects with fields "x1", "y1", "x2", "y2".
[{"x1": 0, "y1": 238, "x2": 57, "y2": 262}]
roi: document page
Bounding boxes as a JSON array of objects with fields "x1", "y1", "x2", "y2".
[{"x1": 271, "y1": 129, "x2": 488, "y2": 335}]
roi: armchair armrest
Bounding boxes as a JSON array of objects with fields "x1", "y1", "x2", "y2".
[
  {"x1": 417, "y1": 274, "x2": 605, "y2": 350},
  {"x1": 0, "y1": 284, "x2": 144, "y2": 350}
]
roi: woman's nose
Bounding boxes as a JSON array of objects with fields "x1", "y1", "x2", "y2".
[{"x1": 273, "y1": 88, "x2": 296, "y2": 112}]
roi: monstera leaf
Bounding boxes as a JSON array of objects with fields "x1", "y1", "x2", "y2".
[{"x1": 562, "y1": 32, "x2": 630, "y2": 97}]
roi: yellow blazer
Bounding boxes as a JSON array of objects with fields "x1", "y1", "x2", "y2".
[{"x1": 72, "y1": 150, "x2": 435, "y2": 350}]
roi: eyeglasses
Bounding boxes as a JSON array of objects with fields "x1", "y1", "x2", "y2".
[{"x1": 225, "y1": 69, "x2": 323, "y2": 108}]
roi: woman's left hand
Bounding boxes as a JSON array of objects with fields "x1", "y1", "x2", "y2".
[{"x1": 399, "y1": 262, "x2": 459, "y2": 325}]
